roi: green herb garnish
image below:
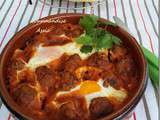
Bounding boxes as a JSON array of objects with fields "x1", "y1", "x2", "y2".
[
  {"x1": 76, "y1": 35, "x2": 93, "y2": 45},
  {"x1": 76, "y1": 15, "x2": 121, "y2": 53},
  {"x1": 79, "y1": 15, "x2": 98, "y2": 33},
  {"x1": 80, "y1": 45, "x2": 93, "y2": 53}
]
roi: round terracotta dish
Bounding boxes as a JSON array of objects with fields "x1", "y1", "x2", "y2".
[{"x1": 0, "y1": 13, "x2": 147, "y2": 120}]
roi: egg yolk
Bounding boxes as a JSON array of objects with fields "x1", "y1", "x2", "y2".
[{"x1": 77, "y1": 81, "x2": 101, "y2": 95}]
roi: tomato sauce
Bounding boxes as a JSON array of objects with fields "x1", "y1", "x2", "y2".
[{"x1": 7, "y1": 23, "x2": 140, "y2": 120}]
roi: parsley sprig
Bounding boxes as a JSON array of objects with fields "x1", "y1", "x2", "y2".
[{"x1": 76, "y1": 15, "x2": 121, "y2": 53}]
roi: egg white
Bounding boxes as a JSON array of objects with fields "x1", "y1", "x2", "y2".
[
  {"x1": 56, "y1": 79, "x2": 127, "y2": 108},
  {"x1": 27, "y1": 42, "x2": 95, "y2": 70},
  {"x1": 85, "y1": 79, "x2": 127, "y2": 107}
]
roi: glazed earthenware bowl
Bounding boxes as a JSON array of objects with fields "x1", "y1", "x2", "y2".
[{"x1": 0, "y1": 13, "x2": 147, "y2": 120}]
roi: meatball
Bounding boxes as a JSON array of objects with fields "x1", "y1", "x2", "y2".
[
  {"x1": 75, "y1": 66, "x2": 102, "y2": 81},
  {"x1": 116, "y1": 56, "x2": 136, "y2": 77},
  {"x1": 35, "y1": 66, "x2": 57, "y2": 92},
  {"x1": 17, "y1": 69, "x2": 36, "y2": 85},
  {"x1": 64, "y1": 54, "x2": 82, "y2": 73},
  {"x1": 58, "y1": 98, "x2": 89, "y2": 120},
  {"x1": 11, "y1": 58, "x2": 26, "y2": 70},
  {"x1": 47, "y1": 54, "x2": 82, "y2": 91},
  {"x1": 59, "y1": 102, "x2": 78, "y2": 120},
  {"x1": 44, "y1": 101, "x2": 59, "y2": 120},
  {"x1": 102, "y1": 72, "x2": 123, "y2": 90},
  {"x1": 13, "y1": 83, "x2": 42, "y2": 110},
  {"x1": 89, "y1": 97, "x2": 113, "y2": 119},
  {"x1": 10, "y1": 49, "x2": 26, "y2": 71},
  {"x1": 59, "y1": 71, "x2": 80, "y2": 91},
  {"x1": 110, "y1": 45, "x2": 127, "y2": 61},
  {"x1": 49, "y1": 53, "x2": 70, "y2": 71},
  {"x1": 9, "y1": 69, "x2": 36, "y2": 95},
  {"x1": 87, "y1": 52, "x2": 112, "y2": 71},
  {"x1": 115, "y1": 55, "x2": 138, "y2": 90}
]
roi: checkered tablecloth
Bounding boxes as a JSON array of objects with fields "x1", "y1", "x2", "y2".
[{"x1": 0, "y1": 0, "x2": 159, "y2": 120}]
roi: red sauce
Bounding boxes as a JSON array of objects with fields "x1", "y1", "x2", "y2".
[{"x1": 7, "y1": 23, "x2": 140, "y2": 120}]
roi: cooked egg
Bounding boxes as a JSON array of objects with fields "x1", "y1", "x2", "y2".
[
  {"x1": 27, "y1": 42, "x2": 95, "y2": 69},
  {"x1": 56, "y1": 79, "x2": 127, "y2": 107},
  {"x1": 84, "y1": 79, "x2": 127, "y2": 107},
  {"x1": 27, "y1": 45, "x2": 63, "y2": 69}
]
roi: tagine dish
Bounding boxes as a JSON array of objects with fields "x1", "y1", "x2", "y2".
[{"x1": 6, "y1": 15, "x2": 140, "y2": 120}]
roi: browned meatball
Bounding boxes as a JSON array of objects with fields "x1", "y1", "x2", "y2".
[
  {"x1": 49, "y1": 53, "x2": 70, "y2": 71},
  {"x1": 110, "y1": 45, "x2": 127, "y2": 61},
  {"x1": 9, "y1": 69, "x2": 36, "y2": 95},
  {"x1": 87, "y1": 52, "x2": 112, "y2": 71},
  {"x1": 11, "y1": 58, "x2": 26, "y2": 71},
  {"x1": 116, "y1": 56, "x2": 136, "y2": 77},
  {"x1": 10, "y1": 49, "x2": 26, "y2": 71},
  {"x1": 44, "y1": 101, "x2": 59, "y2": 120},
  {"x1": 102, "y1": 72, "x2": 123, "y2": 90},
  {"x1": 116, "y1": 56, "x2": 138, "y2": 90},
  {"x1": 59, "y1": 71, "x2": 80, "y2": 91},
  {"x1": 89, "y1": 97, "x2": 113, "y2": 119},
  {"x1": 59, "y1": 102, "x2": 78, "y2": 120},
  {"x1": 55, "y1": 94, "x2": 89, "y2": 120},
  {"x1": 50, "y1": 54, "x2": 82, "y2": 90},
  {"x1": 75, "y1": 66, "x2": 102, "y2": 81},
  {"x1": 17, "y1": 69, "x2": 36, "y2": 85},
  {"x1": 35, "y1": 66, "x2": 56, "y2": 92},
  {"x1": 64, "y1": 54, "x2": 82, "y2": 73},
  {"x1": 8, "y1": 58, "x2": 27, "y2": 93},
  {"x1": 13, "y1": 83, "x2": 42, "y2": 110}
]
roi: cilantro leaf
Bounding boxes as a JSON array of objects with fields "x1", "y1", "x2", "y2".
[
  {"x1": 80, "y1": 15, "x2": 98, "y2": 33},
  {"x1": 92, "y1": 29, "x2": 108, "y2": 45},
  {"x1": 111, "y1": 35, "x2": 121, "y2": 45},
  {"x1": 76, "y1": 15, "x2": 122, "y2": 54},
  {"x1": 85, "y1": 29, "x2": 97, "y2": 39},
  {"x1": 80, "y1": 45, "x2": 93, "y2": 53},
  {"x1": 95, "y1": 29, "x2": 107, "y2": 36},
  {"x1": 96, "y1": 34, "x2": 113, "y2": 50},
  {"x1": 76, "y1": 35, "x2": 93, "y2": 45}
]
